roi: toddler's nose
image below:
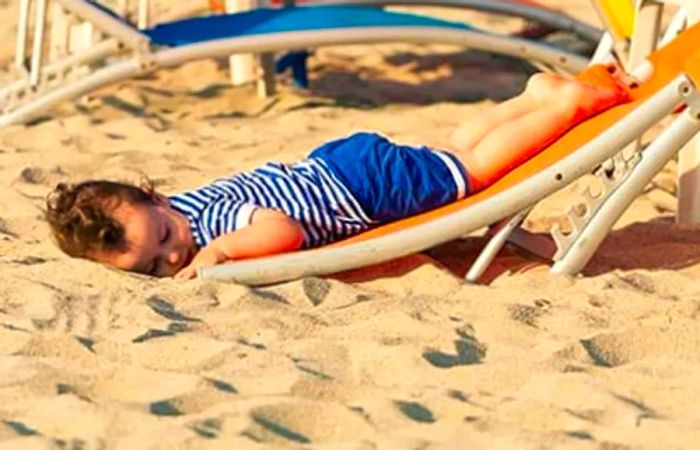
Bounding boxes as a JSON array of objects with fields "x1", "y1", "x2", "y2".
[{"x1": 167, "y1": 249, "x2": 181, "y2": 266}]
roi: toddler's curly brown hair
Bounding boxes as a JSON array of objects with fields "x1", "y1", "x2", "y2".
[{"x1": 45, "y1": 179, "x2": 156, "y2": 259}]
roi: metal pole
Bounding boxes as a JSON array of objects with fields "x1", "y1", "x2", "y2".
[
  {"x1": 589, "y1": 32, "x2": 617, "y2": 65},
  {"x1": 226, "y1": 0, "x2": 257, "y2": 87},
  {"x1": 57, "y1": 0, "x2": 150, "y2": 50},
  {"x1": 660, "y1": 8, "x2": 687, "y2": 46},
  {"x1": 465, "y1": 207, "x2": 532, "y2": 283},
  {"x1": 628, "y1": 0, "x2": 663, "y2": 69},
  {"x1": 309, "y1": 0, "x2": 603, "y2": 43},
  {"x1": 153, "y1": 27, "x2": 589, "y2": 74},
  {"x1": 30, "y1": 0, "x2": 48, "y2": 87},
  {"x1": 676, "y1": 0, "x2": 700, "y2": 223},
  {"x1": 16, "y1": 0, "x2": 32, "y2": 69},
  {"x1": 0, "y1": 39, "x2": 121, "y2": 101},
  {"x1": 49, "y1": 3, "x2": 70, "y2": 62},
  {"x1": 137, "y1": 0, "x2": 149, "y2": 29}
]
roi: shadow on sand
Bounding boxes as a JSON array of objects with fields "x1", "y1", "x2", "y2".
[
  {"x1": 334, "y1": 217, "x2": 700, "y2": 285},
  {"x1": 305, "y1": 49, "x2": 538, "y2": 107}
]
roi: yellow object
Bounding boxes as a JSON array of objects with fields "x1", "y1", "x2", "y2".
[{"x1": 595, "y1": 0, "x2": 636, "y2": 39}]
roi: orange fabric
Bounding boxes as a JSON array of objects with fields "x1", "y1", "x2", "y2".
[
  {"x1": 685, "y1": 53, "x2": 700, "y2": 88},
  {"x1": 208, "y1": 0, "x2": 225, "y2": 13},
  {"x1": 576, "y1": 64, "x2": 634, "y2": 97},
  {"x1": 324, "y1": 21, "x2": 700, "y2": 248}
]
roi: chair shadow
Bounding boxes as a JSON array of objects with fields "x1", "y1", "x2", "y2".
[
  {"x1": 90, "y1": 45, "x2": 579, "y2": 121},
  {"x1": 305, "y1": 49, "x2": 539, "y2": 107},
  {"x1": 334, "y1": 216, "x2": 700, "y2": 285},
  {"x1": 438, "y1": 216, "x2": 700, "y2": 281},
  {"x1": 581, "y1": 216, "x2": 700, "y2": 275},
  {"x1": 302, "y1": 29, "x2": 597, "y2": 108}
]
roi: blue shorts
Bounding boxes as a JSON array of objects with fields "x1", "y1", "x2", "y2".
[{"x1": 309, "y1": 132, "x2": 470, "y2": 223}]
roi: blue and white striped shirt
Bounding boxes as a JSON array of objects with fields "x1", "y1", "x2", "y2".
[{"x1": 169, "y1": 158, "x2": 376, "y2": 249}]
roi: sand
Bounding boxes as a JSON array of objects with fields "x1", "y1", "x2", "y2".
[{"x1": 1, "y1": 1, "x2": 700, "y2": 449}]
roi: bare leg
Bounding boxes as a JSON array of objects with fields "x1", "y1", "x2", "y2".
[
  {"x1": 450, "y1": 80, "x2": 542, "y2": 151},
  {"x1": 450, "y1": 69, "x2": 631, "y2": 191}
]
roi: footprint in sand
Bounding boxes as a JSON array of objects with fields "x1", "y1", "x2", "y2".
[
  {"x1": 395, "y1": 400, "x2": 436, "y2": 424},
  {"x1": 508, "y1": 303, "x2": 549, "y2": 328},
  {"x1": 580, "y1": 323, "x2": 700, "y2": 367},
  {"x1": 272, "y1": 277, "x2": 374, "y2": 309},
  {"x1": 243, "y1": 401, "x2": 374, "y2": 445},
  {"x1": 17, "y1": 165, "x2": 65, "y2": 186},
  {"x1": 130, "y1": 296, "x2": 202, "y2": 342},
  {"x1": 146, "y1": 296, "x2": 201, "y2": 323},
  {"x1": 2, "y1": 420, "x2": 39, "y2": 437},
  {"x1": 423, "y1": 327, "x2": 487, "y2": 368},
  {"x1": 191, "y1": 418, "x2": 221, "y2": 439},
  {"x1": 149, "y1": 378, "x2": 237, "y2": 417}
]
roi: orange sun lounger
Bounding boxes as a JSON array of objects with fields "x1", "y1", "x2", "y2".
[{"x1": 200, "y1": 19, "x2": 700, "y2": 285}]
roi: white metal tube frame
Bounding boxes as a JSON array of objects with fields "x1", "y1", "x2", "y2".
[
  {"x1": 16, "y1": 0, "x2": 32, "y2": 69},
  {"x1": 0, "y1": 39, "x2": 121, "y2": 110},
  {"x1": 306, "y1": 0, "x2": 603, "y2": 43},
  {"x1": 30, "y1": 0, "x2": 49, "y2": 87},
  {"x1": 465, "y1": 206, "x2": 532, "y2": 283},
  {"x1": 56, "y1": 0, "x2": 150, "y2": 50},
  {"x1": 553, "y1": 76, "x2": 700, "y2": 274},
  {"x1": 199, "y1": 74, "x2": 689, "y2": 284},
  {"x1": 0, "y1": 26, "x2": 589, "y2": 127}
]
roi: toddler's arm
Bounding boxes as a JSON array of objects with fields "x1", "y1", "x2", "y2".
[{"x1": 175, "y1": 208, "x2": 304, "y2": 279}]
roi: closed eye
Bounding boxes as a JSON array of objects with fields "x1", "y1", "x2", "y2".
[
  {"x1": 147, "y1": 258, "x2": 160, "y2": 276},
  {"x1": 160, "y1": 225, "x2": 170, "y2": 244}
]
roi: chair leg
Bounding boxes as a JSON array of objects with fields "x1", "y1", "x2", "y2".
[
  {"x1": 257, "y1": 52, "x2": 276, "y2": 98},
  {"x1": 553, "y1": 78, "x2": 700, "y2": 275},
  {"x1": 49, "y1": 3, "x2": 70, "y2": 62},
  {"x1": 30, "y1": 0, "x2": 49, "y2": 87},
  {"x1": 16, "y1": 0, "x2": 32, "y2": 70},
  {"x1": 465, "y1": 207, "x2": 533, "y2": 284},
  {"x1": 589, "y1": 32, "x2": 619, "y2": 66},
  {"x1": 226, "y1": 0, "x2": 257, "y2": 88},
  {"x1": 629, "y1": 0, "x2": 664, "y2": 69}
]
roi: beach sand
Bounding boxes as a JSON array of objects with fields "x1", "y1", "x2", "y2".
[{"x1": 1, "y1": 1, "x2": 700, "y2": 448}]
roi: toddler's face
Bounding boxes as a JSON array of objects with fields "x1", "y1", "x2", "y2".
[{"x1": 93, "y1": 197, "x2": 196, "y2": 277}]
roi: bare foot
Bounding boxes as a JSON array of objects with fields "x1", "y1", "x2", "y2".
[{"x1": 526, "y1": 68, "x2": 632, "y2": 122}]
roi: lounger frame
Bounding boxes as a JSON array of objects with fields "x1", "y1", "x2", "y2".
[
  {"x1": 304, "y1": 0, "x2": 602, "y2": 43},
  {"x1": 196, "y1": 0, "x2": 700, "y2": 283},
  {"x1": 200, "y1": 71, "x2": 700, "y2": 284},
  {"x1": 223, "y1": 0, "x2": 602, "y2": 95},
  {"x1": 0, "y1": 0, "x2": 591, "y2": 128}
]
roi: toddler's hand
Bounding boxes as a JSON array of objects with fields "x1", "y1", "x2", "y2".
[{"x1": 174, "y1": 246, "x2": 226, "y2": 279}]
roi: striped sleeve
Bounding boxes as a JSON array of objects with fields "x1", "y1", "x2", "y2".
[{"x1": 199, "y1": 197, "x2": 258, "y2": 242}]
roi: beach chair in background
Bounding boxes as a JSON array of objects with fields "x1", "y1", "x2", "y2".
[
  {"x1": 0, "y1": 0, "x2": 588, "y2": 126},
  {"x1": 209, "y1": 0, "x2": 603, "y2": 95},
  {"x1": 199, "y1": 17, "x2": 700, "y2": 285},
  {"x1": 589, "y1": 0, "x2": 635, "y2": 64},
  {"x1": 590, "y1": 0, "x2": 687, "y2": 66},
  {"x1": 0, "y1": 0, "x2": 594, "y2": 128},
  {"x1": 208, "y1": 0, "x2": 602, "y2": 41}
]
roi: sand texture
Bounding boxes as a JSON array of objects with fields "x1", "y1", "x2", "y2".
[{"x1": 1, "y1": 1, "x2": 700, "y2": 449}]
